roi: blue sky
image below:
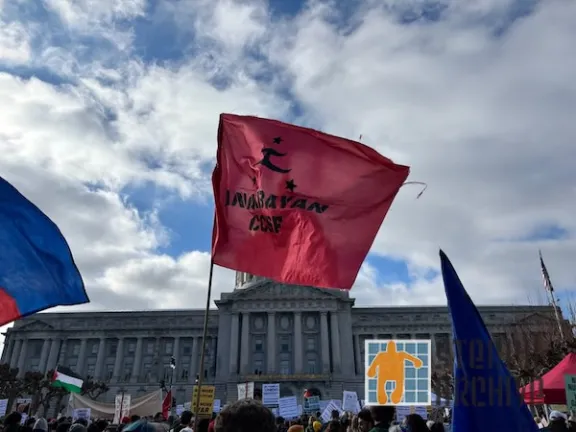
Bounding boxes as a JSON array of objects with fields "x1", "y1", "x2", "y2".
[{"x1": 0, "y1": 0, "x2": 575, "y2": 313}]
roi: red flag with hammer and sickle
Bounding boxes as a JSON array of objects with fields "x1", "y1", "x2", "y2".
[{"x1": 211, "y1": 114, "x2": 410, "y2": 289}]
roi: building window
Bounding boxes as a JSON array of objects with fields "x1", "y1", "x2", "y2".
[
  {"x1": 165, "y1": 342, "x2": 173, "y2": 355},
  {"x1": 105, "y1": 365, "x2": 114, "y2": 381},
  {"x1": 307, "y1": 359, "x2": 316, "y2": 374},
  {"x1": 32, "y1": 344, "x2": 42, "y2": 357},
  {"x1": 306, "y1": 338, "x2": 315, "y2": 351},
  {"x1": 91, "y1": 344, "x2": 98, "y2": 355},
  {"x1": 183, "y1": 345, "x2": 192, "y2": 355},
  {"x1": 72, "y1": 344, "x2": 80, "y2": 356},
  {"x1": 109, "y1": 343, "x2": 117, "y2": 356},
  {"x1": 146, "y1": 342, "x2": 154, "y2": 354},
  {"x1": 280, "y1": 337, "x2": 290, "y2": 353},
  {"x1": 254, "y1": 359, "x2": 263, "y2": 373},
  {"x1": 164, "y1": 368, "x2": 173, "y2": 381},
  {"x1": 280, "y1": 360, "x2": 290, "y2": 374},
  {"x1": 128, "y1": 343, "x2": 136, "y2": 353},
  {"x1": 143, "y1": 364, "x2": 152, "y2": 381},
  {"x1": 181, "y1": 368, "x2": 189, "y2": 380},
  {"x1": 255, "y1": 338, "x2": 263, "y2": 352},
  {"x1": 87, "y1": 364, "x2": 96, "y2": 377}
]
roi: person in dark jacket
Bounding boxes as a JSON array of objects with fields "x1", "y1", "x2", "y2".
[{"x1": 368, "y1": 406, "x2": 395, "y2": 432}]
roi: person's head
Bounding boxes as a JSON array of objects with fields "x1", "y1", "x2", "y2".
[
  {"x1": 69, "y1": 424, "x2": 87, "y2": 432},
  {"x1": 276, "y1": 417, "x2": 285, "y2": 426},
  {"x1": 356, "y1": 409, "x2": 373, "y2": 432},
  {"x1": 26, "y1": 418, "x2": 36, "y2": 427},
  {"x1": 180, "y1": 412, "x2": 193, "y2": 426},
  {"x1": 56, "y1": 423, "x2": 71, "y2": 432},
  {"x1": 33, "y1": 418, "x2": 48, "y2": 432},
  {"x1": 404, "y1": 414, "x2": 428, "y2": 432},
  {"x1": 215, "y1": 399, "x2": 276, "y2": 432},
  {"x1": 315, "y1": 413, "x2": 321, "y2": 420},
  {"x1": 331, "y1": 411, "x2": 339, "y2": 421},
  {"x1": 198, "y1": 418, "x2": 211, "y2": 432},
  {"x1": 130, "y1": 416, "x2": 140, "y2": 423},
  {"x1": 326, "y1": 421, "x2": 340, "y2": 432},
  {"x1": 429, "y1": 422, "x2": 445, "y2": 432},
  {"x1": 95, "y1": 419, "x2": 108, "y2": 432},
  {"x1": 75, "y1": 419, "x2": 89, "y2": 427},
  {"x1": 4, "y1": 413, "x2": 22, "y2": 427},
  {"x1": 369, "y1": 406, "x2": 395, "y2": 428},
  {"x1": 153, "y1": 413, "x2": 165, "y2": 423},
  {"x1": 312, "y1": 421, "x2": 322, "y2": 432}
]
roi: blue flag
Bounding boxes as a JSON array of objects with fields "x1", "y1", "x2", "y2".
[
  {"x1": 0, "y1": 177, "x2": 88, "y2": 326},
  {"x1": 439, "y1": 250, "x2": 538, "y2": 432}
]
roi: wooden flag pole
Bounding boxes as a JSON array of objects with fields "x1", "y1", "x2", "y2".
[{"x1": 194, "y1": 258, "x2": 215, "y2": 432}]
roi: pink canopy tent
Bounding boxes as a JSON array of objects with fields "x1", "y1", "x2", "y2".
[{"x1": 520, "y1": 353, "x2": 576, "y2": 405}]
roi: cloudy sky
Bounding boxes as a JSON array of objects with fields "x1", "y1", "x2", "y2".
[{"x1": 1, "y1": 0, "x2": 575, "y2": 318}]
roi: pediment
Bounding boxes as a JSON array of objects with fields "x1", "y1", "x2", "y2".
[
  {"x1": 513, "y1": 312, "x2": 556, "y2": 326},
  {"x1": 19, "y1": 320, "x2": 55, "y2": 331},
  {"x1": 224, "y1": 280, "x2": 346, "y2": 302}
]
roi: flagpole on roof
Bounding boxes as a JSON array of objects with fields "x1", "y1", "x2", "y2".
[
  {"x1": 539, "y1": 250, "x2": 565, "y2": 340},
  {"x1": 193, "y1": 257, "x2": 215, "y2": 431}
]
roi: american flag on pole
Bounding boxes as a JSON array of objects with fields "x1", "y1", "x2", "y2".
[{"x1": 539, "y1": 250, "x2": 554, "y2": 293}]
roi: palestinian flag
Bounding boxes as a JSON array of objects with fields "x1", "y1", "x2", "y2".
[{"x1": 52, "y1": 366, "x2": 83, "y2": 393}]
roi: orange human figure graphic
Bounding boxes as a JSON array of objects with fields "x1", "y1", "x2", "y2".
[{"x1": 366, "y1": 341, "x2": 424, "y2": 404}]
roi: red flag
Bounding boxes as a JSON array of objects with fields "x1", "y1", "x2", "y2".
[
  {"x1": 212, "y1": 114, "x2": 410, "y2": 289},
  {"x1": 162, "y1": 390, "x2": 172, "y2": 419}
]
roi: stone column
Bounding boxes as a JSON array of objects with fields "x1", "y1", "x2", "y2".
[
  {"x1": 17, "y1": 339, "x2": 28, "y2": 378},
  {"x1": 172, "y1": 337, "x2": 180, "y2": 381},
  {"x1": 229, "y1": 314, "x2": 239, "y2": 375},
  {"x1": 240, "y1": 313, "x2": 250, "y2": 374},
  {"x1": 294, "y1": 312, "x2": 303, "y2": 373},
  {"x1": 330, "y1": 312, "x2": 342, "y2": 373},
  {"x1": 10, "y1": 339, "x2": 22, "y2": 369},
  {"x1": 38, "y1": 339, "x2": 51, "y2": 374},
  {"x1": 46, "y1": 338, "x2": 61, "y2": 372},
  {"x1": 58, "y1": 338, "x2": 68, "y2": 366},
  {"x1": 113, "y1": 338, "x2": 124, "y2": 381},
  {"x1": 131, "y1": 337, "x2": 143, "y2": 383},
  {"x1": 320, "y1": 312, "x2": 330, "y2": 373},
  {"x1": 77, "y1": 339, "x2": 88, "y2": 375},
  {"x1": 267, "y1": 313, "x2": 276, "y2": 373},
  {"x1": 431, "y1": 333, "x2": 437, "y2": 362},
  {"x1": 189, "y1": 337, "x2": 199, "y2": 384},
  {"x1": 94, "y1": 337, "x2": 106, "y2": 380},
  {"x1": 354, "y1": 334, "x2": 362, "y2": 375},
  {"x1": 2, "y1": 340, "x2": 13, "y2": 365}
]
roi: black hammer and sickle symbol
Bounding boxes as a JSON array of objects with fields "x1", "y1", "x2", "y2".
[{"x1": 255, "y1": 148, "x2": 292, "y2": 174}]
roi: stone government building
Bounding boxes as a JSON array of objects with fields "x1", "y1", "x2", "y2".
[{"x1": 1, "y1": 272, "x2": 562, "y2": 407}]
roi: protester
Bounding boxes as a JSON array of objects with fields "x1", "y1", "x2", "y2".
[
  {"x1": 404, "y1": 414, "x2": 428, "y2": 432},
  {"x1": 215, "y1": 399, "x2": 275, "y2": 432},
  {"x1": 544, "y1": 412, "x2": 569, "y2": 432},
  {"x1": 32, "y1": 418, "x2": 48, "y2": 432},
  {"x1": 368, "y1": 406, "x2": 395, "y2": 432},
  {"x1": 356, "y1": 409, "x2": 373, "y2": 432},
  {"x1": 429, "y1": 422, "x2": 444, "y2": 432}
]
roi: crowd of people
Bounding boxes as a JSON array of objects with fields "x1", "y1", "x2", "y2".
[{"x1": 0, "y1": 399, "x2": 574, "y2": 432}]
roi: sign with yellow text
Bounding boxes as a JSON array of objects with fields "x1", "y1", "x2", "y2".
[{"x1": 191, "y1": 385, "x2": 216, "y2": 417}]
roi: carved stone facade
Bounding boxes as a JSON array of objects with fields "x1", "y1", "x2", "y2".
[{"x1": 0, "y1": 273, "x2": 562, "y2": 409}]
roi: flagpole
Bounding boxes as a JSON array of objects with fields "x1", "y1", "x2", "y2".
[
  {"x1": 539, "y1": 250, "x2": 565, "y2": 340},
  {"x1": 193, "y1": 258, "x2": 215, "y2": 432}
]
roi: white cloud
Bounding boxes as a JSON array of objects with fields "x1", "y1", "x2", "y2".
[{"x1": 0, "y1": 0, "x2": 575, "y2": 333}]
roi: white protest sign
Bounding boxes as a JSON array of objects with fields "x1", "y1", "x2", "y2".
[
  {"x1": 113, "y1": 394, "x2": 131, "y2": 424},
  {"x1": 213, "y1": 399, "x2": 221, "y2": 413},
  {"x1": 332, "y1": 400, "x2": 342, "y2": 410},
  {"x1": 321, "y1": 400, "x2": 342, "y2": 422},
  {"x1": 0, "y1": 399, "x2": 8, "y2": 417},
  {"x1": 342, "y1": 391, "x2": 358, "y2": 412},
  {"x1": 73, "y1": 408, "x2": 91, "y2": 423},
  {"x1": 262, "y1": 384, "x2": 280, "y2": 406},
  {"x1": 319, "y1": 400, "x2": 329, "y2": 412},
  {"x1": 278, "y1": 396, "x2": 299, "y2": 419},
  {"x1": 176, "y1": 405, "x2": 184, "y2": 416},
  {"x1": 237, "y1": 382, "x2": 254, "y2": 400}
]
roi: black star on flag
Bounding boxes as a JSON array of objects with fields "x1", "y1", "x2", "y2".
[
  {"x1": 285, "y1": 179, "x2": 297, "y2": 192},
  {"x1": 273, "y1": 136, "x2": 283, "y2": 144}
]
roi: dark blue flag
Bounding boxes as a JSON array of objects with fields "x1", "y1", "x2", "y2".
[
  {"x1": 0, "y1": 177, "x2": 88, "y2": 326},
  {"x1": 439, "y1": 250, "x2": 538, "y2": 432}
]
